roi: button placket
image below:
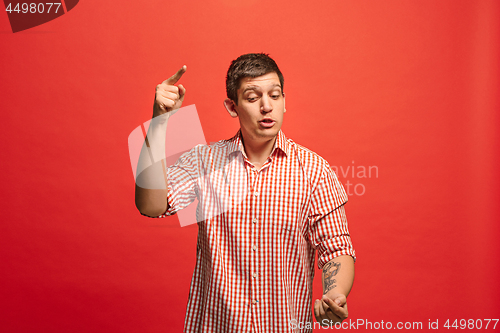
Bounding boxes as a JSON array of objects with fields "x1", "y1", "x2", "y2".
[{"x1": 248, "y1": 159, "x2": 262, "y2": 317}]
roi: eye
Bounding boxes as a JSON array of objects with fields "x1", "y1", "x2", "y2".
[
  {"x1": 247, "y1": 97, "x2": 258, "y2": 102},
  {"x1": 271, "y1": 95, "x2": 280, "y2": 99}
]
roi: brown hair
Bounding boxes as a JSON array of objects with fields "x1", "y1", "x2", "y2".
[{"x1": 226, "y1": 53, "x2": 284, "y2": 105}]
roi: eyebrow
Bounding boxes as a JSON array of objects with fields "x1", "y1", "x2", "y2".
[{"x1": 242, "y1": 83, "x2": 282, "y2": 94}]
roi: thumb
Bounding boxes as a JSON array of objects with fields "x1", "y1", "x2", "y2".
[
  {"x1": 178, "y1": 84, "x2": 186, "y2": 102},
  {"x1": 334, "y1": 294, "x2": 347, "y2": 307}
]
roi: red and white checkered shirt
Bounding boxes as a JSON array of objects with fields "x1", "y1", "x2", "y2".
[{"x1": 154, "y1": 130, "x2": 355, "y2": 333}]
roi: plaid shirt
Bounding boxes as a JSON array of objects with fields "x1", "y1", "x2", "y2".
[{"x1": 154, "y1": 130, "x2": 355, "y2": 333}]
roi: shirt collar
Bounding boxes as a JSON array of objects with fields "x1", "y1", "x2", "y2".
[{"x1": 227, "y1": 129, "x2": 291, "y2": 158}]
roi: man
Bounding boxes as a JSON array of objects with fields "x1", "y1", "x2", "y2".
[{"x1": 135, "y1": 53, "x2": 355, "y2": 332}]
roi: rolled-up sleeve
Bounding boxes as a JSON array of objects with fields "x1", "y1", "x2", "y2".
[
  {"x1": 142, "y1": 147, "x2": 201, "y2": 218},
  {"x1": 308, "y1": 164, "x2": 356, "y2": 269}
]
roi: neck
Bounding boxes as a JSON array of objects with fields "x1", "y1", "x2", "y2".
[{"x1": 240, "y1": 132, "x2": 277, "y2": 168}]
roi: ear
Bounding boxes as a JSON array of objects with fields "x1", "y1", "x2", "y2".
[
  {"x1": 283, "y1": 92, "x2": 286, "y2": 113},
  {"x1": 224, "y1": 98, "x2": 239, "y2": 118}
]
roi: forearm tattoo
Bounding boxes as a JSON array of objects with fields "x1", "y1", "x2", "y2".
[{"x1": 322, "y1": 261, "x2": 341, "y2": 293}]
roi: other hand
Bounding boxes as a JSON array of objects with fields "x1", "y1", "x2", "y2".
[{"x1": 313, "y1": 294, "x2": 348, "y2": 327}]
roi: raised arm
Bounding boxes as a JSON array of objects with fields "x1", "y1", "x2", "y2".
[{"x1": 135, "y1": 66, "x2": 187, "y2": 217}]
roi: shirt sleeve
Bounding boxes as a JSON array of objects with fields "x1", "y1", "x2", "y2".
[
  {"x1": 141, "y1": 146, "x2": 201, "y2": 218},
  {"x1": 307, "y1": 163, "x2": 356, "y2": 269}
]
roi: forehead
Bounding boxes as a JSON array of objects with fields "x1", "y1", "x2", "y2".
[{"x1": 238, "y1": 72, "x2": 281, "y2": 92}]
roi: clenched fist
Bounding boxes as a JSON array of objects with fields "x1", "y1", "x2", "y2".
[{"x1": 153, "y1": 65, "x2": 187, "y2": 118}]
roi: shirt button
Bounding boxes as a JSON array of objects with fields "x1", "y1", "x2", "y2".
[
  {"x1": 252, "y1": 218, "x2": 258, "y2": 224},
  {"x1": 252, "y1": 245, "x2": 257, "y2": 251},
  {"x1": 252, "y1": 299, "x2": 259, "y2": 304},
  {"x1": 254, "y1": 191, "x2": 259, "y2": 197},
  {"x1": 252, "y1": 273, "x2": 257, "y2": 278}
]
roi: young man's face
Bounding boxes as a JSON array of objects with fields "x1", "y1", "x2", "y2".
[{"x1": 224, "y1": 72, "x2": 285, "y2": 144}]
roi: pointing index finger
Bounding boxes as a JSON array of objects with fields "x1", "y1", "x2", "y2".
[{"x1": 164, "y1": 65, "x2": 187, "y2": 85}]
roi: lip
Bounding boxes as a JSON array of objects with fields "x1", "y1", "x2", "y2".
[{"x1": 259, "y1": 119, "x2": 275, "y2": 128}]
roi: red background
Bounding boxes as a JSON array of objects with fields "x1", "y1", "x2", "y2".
[{"x1": 1, "y1": 0, "x2": 499, "y2": 332}]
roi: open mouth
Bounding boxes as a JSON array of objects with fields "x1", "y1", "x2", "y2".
[{"x1": 259, "y1": 119, "x2": 276, "y2": 128}]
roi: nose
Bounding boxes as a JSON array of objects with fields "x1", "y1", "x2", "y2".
[{"x1": 260, "y1": 96, "x2": 273, "y2": 113}]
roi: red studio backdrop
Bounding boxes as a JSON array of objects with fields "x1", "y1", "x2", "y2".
[{"x1": 1, "y1": 1, "x2": 499, "y2": 332}]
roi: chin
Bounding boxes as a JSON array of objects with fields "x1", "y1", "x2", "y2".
[{"x1": 259, "y1": 128, "x2": 280, "y2": 138}]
